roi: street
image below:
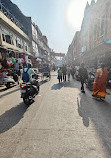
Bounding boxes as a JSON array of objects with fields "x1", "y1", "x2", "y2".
[{"x1": 0, "y1": 72, "x2": 111, "y2": 158}]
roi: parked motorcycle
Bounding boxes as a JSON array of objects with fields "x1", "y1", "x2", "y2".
[
  {"x1": 2, "y1": 69, "x2": 18, "y2": 88},
  {"x1": 20, "y1": 79, "x2": 40, "y2": 106}
]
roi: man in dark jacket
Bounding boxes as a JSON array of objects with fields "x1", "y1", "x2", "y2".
[
  {"x1": 79, "y1": 63, "x2": 88, "y2": 93},
  {"x1": 62, "y1": 65, "x2": 67, "y2": 81}
]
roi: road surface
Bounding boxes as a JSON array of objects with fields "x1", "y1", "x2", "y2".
[{"x1": 0, "y1": 72, "x2": 111, "y2": 158}]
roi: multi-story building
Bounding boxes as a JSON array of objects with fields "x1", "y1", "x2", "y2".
[
  {"x1": 66, "y1": 44, "x2": 73, "y2": 65},
  {"x1": 72, "y1": 31, "x2": 81, "y2": 64},
  {"x1": 0, "y1": 0, "x2": 51, "y2": 67},
  {"x1": 81, "y1": 0, "x2": 111, "y2": 67},
  {"x1": 31, "y1": 22, "x2": 51, "y2": 65},
  {"x1": 67, "y1": 0, "x2": 111, "y2": 67},
  {"x1": 0, "y1": 2, "x2": 32, "y2": 63},
  {"x1": 66, "y1": 31, "x2": 80, "y2": 65}
]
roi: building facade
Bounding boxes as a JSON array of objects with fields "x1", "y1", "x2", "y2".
[
  {"x1": 0, "y1": 2, "x2": 32, "y2": 64},
  {"x1": 66, "y1": 31, "x2": 80, "y2": 65},
  {"x1": 67, "y1": 0, "x2": 111, "y2": 67},
  {"x1": 81, "y1": 0, "x2": 111, "y2": 67},
  {"x1": 0, "y1": 0, "x2": 52, "y2": 68},
  {"x1": 31, "y1": 22, "x2": 51, "y2": 68}
]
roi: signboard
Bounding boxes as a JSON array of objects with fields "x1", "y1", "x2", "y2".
[{"x1": 51, "y1": 52, "x2": 65, "y2": 57}]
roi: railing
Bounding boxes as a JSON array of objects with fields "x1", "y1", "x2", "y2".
[{"x1": 0, "y1": 3, "x2": 23, "y2": 29}]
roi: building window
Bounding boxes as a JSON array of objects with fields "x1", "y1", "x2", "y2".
[
  {"x1": 2, "y1": 34, "x2": 5, "y2": 41},
  {"x1": 24, "y1": 42, "x2": 28, "y2": 52},
  {"x1": 1, "y1": 27, "x2": 14, "y2": 45},
  {"x1": 32, "y1": 41, "x2": 36, "y2": 48},
  {"x1": 16, "y1": 37, "x2": 23, "y2": 49},
  {"x1": 32, "y1": 24, "x2": 38, "y2": 39}
]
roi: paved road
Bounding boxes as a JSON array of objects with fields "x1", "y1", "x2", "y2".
[{"x1": 0, "y1": 72, "x2": 111, "y2": 158}]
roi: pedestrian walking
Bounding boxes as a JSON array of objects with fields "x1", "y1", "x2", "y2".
[
  {"x1": 67, "y1": 65, "x2": 71, "y2": 81},
  {"x1": 62, "y1": 64, "x2": 67, "y2": 81},
  {"x1": 92, "y1": 64, "x2": 108, "y2": 99},
  {"x1": 19, "y1": 64, "x2": 23, "y2": 79},
  {"x1": 58, "y1": 67, "x2": 62, "y2": 83},
  {"x1": 71, "y1": 65, "x2": 76, "y2": 79},
  {"x1": 79, "y1": 63, "x2": 88, "y2": 93}
]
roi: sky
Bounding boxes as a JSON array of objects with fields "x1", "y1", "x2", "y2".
[{"x1": 11, "y1": 0, "x2": 93, "y2": 54}]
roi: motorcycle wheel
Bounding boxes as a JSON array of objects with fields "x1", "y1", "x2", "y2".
[
  {"x1": 38, "y1": 86, "x2": 40, "y2": 92},
  {"x1": 23, "y1": 97, "x2": 32, "y2": 106},
  {"x1": 5, "y1": 83, "x2": 11, "y2": 89}
]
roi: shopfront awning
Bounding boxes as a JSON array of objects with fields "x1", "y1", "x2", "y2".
[{"x1": 0, "y1": 45, "x2": 19, "y2": 52}]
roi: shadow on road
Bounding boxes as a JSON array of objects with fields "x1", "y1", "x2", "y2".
[
  {"x1": 51, "y1": 80, "x2": 80, "y2": 90},
  {"x1": 51, "y1": 83, "x2": 64, "y2": 90},
  {"x1": 0, "y1": 102, "x2": 27, "y2": 134},
  {"x1": 39, "y1": 80, "x2": 49, "y2": 86},
  {"x1": 77, "y1": 97, "x2": 89, "y2": 127},
  {"x1": 0, "y1": 88, "x2": 19, "y2": 99},
  {"x1": 77, "y1": 91, "x2": 111, "y2": 156},
  {"x1": 0, "y1": 87, "x2": 7, "y2": 92},
  {"x1": 0, "y1": 85, "x2": 16, "y2": 92}
]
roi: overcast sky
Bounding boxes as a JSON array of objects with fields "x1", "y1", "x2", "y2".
[{"x1": 11, "y1": 0, "x2": 95, "y2": 53}]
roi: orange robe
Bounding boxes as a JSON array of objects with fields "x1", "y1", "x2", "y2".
[{"x1": 92, "y1": 68, "x2": 108, "y2": 98}]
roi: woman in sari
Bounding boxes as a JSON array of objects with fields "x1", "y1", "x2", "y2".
[{"x1": 92, "y1": 64, "x2": 108, "y2": 99}]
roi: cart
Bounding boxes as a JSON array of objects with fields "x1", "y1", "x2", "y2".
[{"x1": 41, "y1": 67, "x2": 51, "y2": 81}]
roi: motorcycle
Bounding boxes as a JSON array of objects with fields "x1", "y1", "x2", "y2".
[
  {"x1": 2, "y1": 69, "x2": 18, "y2": 88},
  {"x1": 20, "y1": 75, "x2": 40, "y2": 105}
]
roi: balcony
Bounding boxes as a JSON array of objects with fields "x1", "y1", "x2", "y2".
[{"x1": 0, "y1": 3, "x2": 23, "y2": 29}]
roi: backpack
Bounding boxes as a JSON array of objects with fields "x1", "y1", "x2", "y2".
[
  {"x1": 58, "y1": 69, "x2": 62, "y2": 76},
  {"x1": 22, "y1": 68, "x2": 29, "y2": 82}
]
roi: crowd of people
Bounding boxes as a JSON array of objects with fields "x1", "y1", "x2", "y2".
[
  {"x1": 0, "y1": 54, "x2": 110, "y2": 101},
  {"x1": 0, "y1": 52, "x2": 51, "y2": 88},
  {"x1": 57, "y1": 63, "x2": 110, "y2": 100},
  {"x1": 0, "y1": 52, "x2": 39, "y2": 86},
  {"x1": 57, "y1": 65, "x2": 76, "y2": 83}
]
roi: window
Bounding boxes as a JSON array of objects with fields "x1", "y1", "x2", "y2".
[
  {"x1": 16, "y1": 37, "x2": 23, "y2": 49},
  {"x1": 32, "y1": 24, "x2": 38, "y2": 39},
  {"x1": 2, "y1": 34, "x2": 5, "y2": 41},
  {"x1": 1, "y1": 27, "x2": 14, "y2": 45},
  {"x1": 24, "y1": 42, "x2": 28, "y2": 52}
]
